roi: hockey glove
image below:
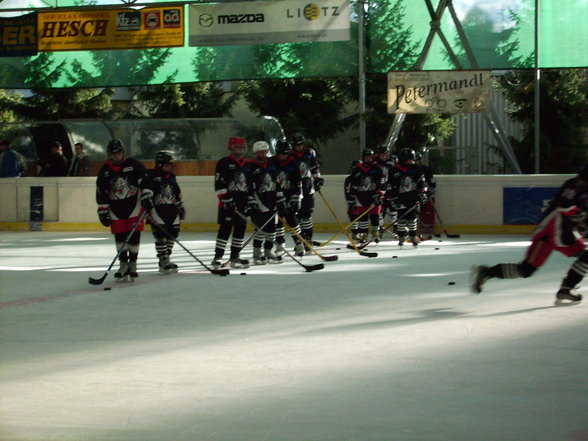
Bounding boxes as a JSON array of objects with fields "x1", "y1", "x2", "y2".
[
  {"x1": 97, "y1": 206, "x2": 111, "y2": 227},
  {"x1": 177, "y1": 203, "x2": 186, "y2": 221},
  {"x1": 419, "y1": 192, "x2": 428, "y2": 205},
  {"x1": 245, "y1": 198, "x2": 257, "y2": 217},
  {"x1": 290, "y1": 195, "x2": 301, "y2": 212},
  {"x1": 372, "y1": 193, "x2": 382, "y2": 206},
  {"x1": 141, "y1": 189, "x2": 154, "y2": 212},
  {"x1": 220, "y1": 195, "x2": 234, "y2": 211},
  {"x1": 388, "y1": 198, "x2": 400, "y2": 211},
  {"x1": 314, "y1": 177, "x2": 325, "y2": 191}
]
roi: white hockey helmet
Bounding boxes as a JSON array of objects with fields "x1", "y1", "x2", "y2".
[{"x1": 252, "y1": 141, "x2": 270, "y2": 153}]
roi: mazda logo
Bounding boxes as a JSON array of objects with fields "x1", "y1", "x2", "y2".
[{"x1": 199, "y1": 13, "x2": 214, "y2": 27}]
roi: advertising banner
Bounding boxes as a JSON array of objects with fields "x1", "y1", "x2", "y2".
[
  {"x1": 189, "y1": 0, "x2": 350, "y2": 46},
  {"x1": 387, "y1": 70, "x2": 492, "y2": 114},
  {"x1": 503, "y1": 187, "x2": 559, "y2": 225},
  {"x1": 0, "y1": 13, "x2": 37, "y2": 57},
  {"x1": 38, "y1": 7, "x2": 183, "y2": 51}
]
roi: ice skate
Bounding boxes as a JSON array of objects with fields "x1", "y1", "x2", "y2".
[
  {"x1": 371, "y1": 230, "x2": 381, "y2": 243},
  {"x1": 114, "y1": 260, "x2": 129, "y2": 282},
  {"x1": 275, "y1": 242, "x2": 287, "y2": 256},
  {"x1": 253, "y1": 248, "x2": 267, "y2": 265},
  {"x1": 470, "y1": 265, "x2": 490, "y2": 294},
  {"x1": 410, "y1": 237, "x2": 419, "y2": 247},
  {"x1": 128, "y1": 261, "x2": 138, "y2": 281},
  {"x1": 265, "y1": 249, "x2": 283, "y2": 264},
  {"x1": 294, "y1": 242, "x2": 305, "y2": 257},
  {"x1": 398, "y1": 236, "x2": 405, "y2": 247},
  {"x1": 229, "y1": 257, "x2": 250, "y2": 269},
  {"x1": 211, "y1": 258, "x2": 223, "y2": 270},
  {"x1": 555, "y1": 287, "x2": 582, "y2": 306},
  {"x1": 158, "y1": 256, "x2": 173, "y2": 274}
]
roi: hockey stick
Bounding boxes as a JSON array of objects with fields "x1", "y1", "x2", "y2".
[
  {"x1": 431, "y1": 202, "x2": 461, "y2": 238},
  {"x1": 312, "y1": 204, "x2": 375, "y2": 247},
  {"x1": 89, "y1": 210, "x2": 148, "y2": 285},
  {"x1": 278, "y1": 215, "x2": 338, "y2": 261},
  {"x1": 148, "y1": 217, "x2": 229, "y2": 276},
  {"x1": 317, "y1": 191, "x2": 377, "y2": 258},
  {"x1": 237, "y1": 210, "x2": 277, "y2": 250}
]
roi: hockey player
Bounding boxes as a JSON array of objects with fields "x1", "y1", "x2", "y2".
[
  {"x1": 344, "y1": 160, "x2": 361, "y2": 240},
  {"x1": 272, "y1": 139, "x2": 305, "y2": 256},
  {"x1": 471, "y1": 164, "x2": 588, "y2": 305},
  {"x1": 415, "y1": 150, "x2": 437, "y2": 239},
  {"x1": 374, "y1": 144, "x2": 396, "y2": 238},
  {"x1": 289, "y1": 132, "x2": 324, "y2": 253},
  {"x1": 145, "y1": 151, "x2": 185, "y2": 274},
  {"x1": 249, "y1": 141, "x2": 283, "y2": 265},
  {"x1": 96, "y1": 138, "x2": 153, "y2": 281},
  {"x1": 212, "y1": 137, "x2": 254, "y2": 269},
  {"x1": 347, "y1": 149, "x2": 386, "y2": 242},
  {"x1": 389, "y1": 148, "x2": 427, "y2": 247}
]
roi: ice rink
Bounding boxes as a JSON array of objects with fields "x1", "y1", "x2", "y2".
[{"x1": 1, "y1": 230, "x2": 587, "y2": 441}]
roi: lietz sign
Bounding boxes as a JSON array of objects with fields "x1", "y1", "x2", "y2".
[
  {"x1": 189, "y1": 0, "x2": 350, "y2": 46},
  {"x1": 387, "y1": 70, "x2": 492, "y2": 114},
  {"x1": 38, "y1": 7, "x2": 183, "y2": 51}
]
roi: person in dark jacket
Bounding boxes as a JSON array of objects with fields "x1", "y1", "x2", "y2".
[{"x1": 40, "y1": 141, "x2": 68, "y2": 177}]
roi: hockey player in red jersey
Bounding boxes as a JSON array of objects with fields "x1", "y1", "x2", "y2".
[
  {"x1": 289, "y1": 132, "x2": 324, "y2": 253},
  {"x1": 96, "y1": 138, "x2": 153, "y2": 281},
  {"x1": 347, "y1": 149, "x2": 386, "y2": 242},
  {"x1": 145, "y1": 151, "x2": 185, "y2": 274},
  {"x1": 248, "y1": 141, "x2": 283, "y2": 265},
  {"x1": 472, "y1": 164, "x2": 588, "y2": 305},
  {"x1": 212, "y1": 137, "x2": 254, "y2": 269},
  {"x1": 389, "y1": 148, "x2": 427, "y2": 247}
]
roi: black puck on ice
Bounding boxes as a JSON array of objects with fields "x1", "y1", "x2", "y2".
[
  {"x1": 240, "y1": 272, "x2": 247, "y2": 276},
  {"x1": 435, "y1": 247, "x2": 440, "y2": 250},
  {"x1": 392, "y1": 255, "x2": 398, "y2": 258},
  {"x1": 448, "y1": 282, "x2": 455, "y2": 285},
  {"x1": 103, "y1": 287, "x2": 111, "y2": 290},
  {"x1": 336, "y1": 247, "x2": 341, "y2": 250}
]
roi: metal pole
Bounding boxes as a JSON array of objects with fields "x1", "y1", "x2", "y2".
[
  {"x1": 358, "y1": 0, "x2": 366, "y2": 154},
  {"x1": 534, "y1": 0, "x2": 540, "y2": 173}
]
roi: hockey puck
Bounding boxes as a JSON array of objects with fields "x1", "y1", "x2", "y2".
[
  {"x1": 240, "y1": 272, "x2": 247, "y2": 276},
  {"x1": 336, "y1": 247, "x2": 341, "y2": 250},
  {"x1": 435, "y1": 247, "x2": 439, "y2": 250},
  {"x1": 448, "y1": 282, "x2": 455, "y2": 285},
  {"x1": 103, "y1": 287, "x2": 111, "y2": 291},
  {"x1": 392, "y1": 255, "x2": 398, "y2": 258}
]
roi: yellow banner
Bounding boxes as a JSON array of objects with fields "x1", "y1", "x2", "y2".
[{"x1": 38, "y1": 7, "x2": 183, "y2": 52}]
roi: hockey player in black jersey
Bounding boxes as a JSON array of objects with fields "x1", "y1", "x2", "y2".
[
  {"x1": 272, "y1": 139, "x2": 305, "y2": 257},
  {"x1": 145, "y1": 151, "x2": 185, "y2": 274},
  {"x1": 290, "y1": 132, "x2": 324, "y2": 253},
  {"x1": 249, "y1": 141, "x2": 283, "y2": 265},
  {"x1": 389, "y1": 148, "x2": 427, "y2": 247},
  {"x1": 374, "y1": 144, "x2": 397, "y2": 238},
  {"x1": 96, "y1": 138, "x2": 153, "y2": 281},
  {"x1": 347, "y1": 149, "x2": 386, "y2": 242},
  {"x1": 344, "y1": 160, "x2": 361, "y2": 240},
  {"x1": 212, "y1": 137, "x2": 254, "y2": 269},
  {"x1": 472, "y1": 164, "x2": 588, "y2": 305}
]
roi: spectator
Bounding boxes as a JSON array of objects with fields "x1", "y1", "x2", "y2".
[
  {"x1": 0, "y1": 139, "x2": 25, "y2": 178},
  {"x1": 68, "y1": 142, "x2": 90, "y2": 176},
  {"x1": 39, "y1": 141, "x2": 68, "y2": 177}
]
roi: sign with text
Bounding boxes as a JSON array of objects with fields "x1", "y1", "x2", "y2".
[
  {"x1": 0, "y1": 13, "x2": 37, "y2": 57},
  {"x1": 189, "y1": 0, "x2": 350, "y2": 46},
  {"x1": 38, "y1": 7, "x2": 183, "y2": 52},
  {"x1": 387, "y1": 70, "x2": 492, "y2": 114},
  {"x1": 503, "y1": 187, "x2": 559, "y2": 225}
]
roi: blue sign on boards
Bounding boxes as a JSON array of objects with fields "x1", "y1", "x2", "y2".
[{"x1": 503, "y1": 187, "x2": 559, "y2": 225}]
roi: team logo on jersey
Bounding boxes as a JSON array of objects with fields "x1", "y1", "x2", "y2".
[
  {"x1": 229, "y1": 171, "x2": 248, "y2": 192},
  {"x1": 155, "y1": 184, "x2": 176, "y2": 205},
  {"x1": 276, "y1": 170, "x2": 290, "y2": 190},
  {"x1": 298, "y1": 161, "x2": 311, "y2": 178},
  {"x1": 110, "y1": 177, "x2": 138, "y2": 200},
  {"x1": 400, "y1": 176, "x2": 416, "y2": 193},
  {"x1": 359, "y1": 176, "x2": 375, "y2": 192},
  {"x1": 258, "y1": 173, "x2": 276, "y2": 193}
]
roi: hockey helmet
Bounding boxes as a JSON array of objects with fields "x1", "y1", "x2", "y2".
[
  {"x1": 361, "y1": 148, "x2": 374, "y2": 159},
  {"x1": 228, "y1": 137, "x2": 247, "y2": 154},
  {"x1": 155, "y1": 150, "x2": 174, "y2": 168},
  {"x1": 376, "y1": 144, "x2": 390, "y2": 155},
  {"x1": 252, "y1": 141, "x2": 270, "y2": 153},
  {"x1": 107, "y1": 138, "x2": 124, "y2": 155},
  {"x1": 398, "y1": 148, "x2": 416, "y2": 165},
  {"x1": 290, "y1": 132, "x2": 305, "y2": 146},
  {"x1": 414, "y1": 152, "x2": 423, "y2": 161},
  {"x1": 275, "y1": 139, "x2": 291, "y2": 155},
  {"x1": 348, "y1": 159, "x2": 360, "y2": 172}
]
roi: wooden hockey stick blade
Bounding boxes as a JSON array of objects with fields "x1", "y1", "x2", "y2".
[
  {"x1": 360, "y1": 250, "x2": 378, "y2": 258},
  {"x1": 445, "y1": 232, "x2": 461, "y2": 238},
  {"x1": 211, "y1": 268, "x2": 230, "y2": 276},
  {"x1": 88, "y1": 273, "x2": 107, "y2": 285},
  {"x1": 312, "y1": 240, "x2": 322, "y2": 246},
  {"x1": 322, "y1": 255, "x2": 338, "y2": 261}
]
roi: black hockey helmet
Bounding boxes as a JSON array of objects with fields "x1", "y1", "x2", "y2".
[
  {"x1": 348, "y1": 159, "x2": 360, "y2": 172},
  {"x1": 155, "y1": 150, "x2": 174, "y2": 168},
  {"x1": 361, "y1": 148, "x2": 374, "y2": 159},
  {"x1": 290, "y1": 132, "x2": 305, "y2": 146},
  {"x1": 414, "y1": 152, "x2": 423, "y2": 161},
  {"x1": 376, "y1": 144, "x2": 390, "y2": 155},
  {"x1": 107, "y1": 138, "x2": 124, "y2": 155},
  {"x1": 398, "y1": 148, "x2": 416, "y2": 165},
  {"x1": 275, "y1": 139, "x2": 291, "y2": 155}
]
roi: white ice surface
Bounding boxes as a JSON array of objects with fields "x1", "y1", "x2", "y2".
[{"x1": 1, "y1": 231, "x2": 587, "y2": 441}]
